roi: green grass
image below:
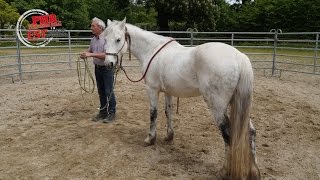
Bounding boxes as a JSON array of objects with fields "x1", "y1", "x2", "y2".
[
  {"x1": 238, "y1": 47, "x2": 319, "y2": 57},
  {"x1": 1, "y1": 45, "x2": 318, "y2": 65},
  {"x1": 1, "y1": 45, "x2": 318, "y2": 59}
]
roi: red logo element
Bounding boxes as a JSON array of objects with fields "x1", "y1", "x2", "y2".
[{"x1": 27, "y1": 14, "x2": 62, "y2": 40}]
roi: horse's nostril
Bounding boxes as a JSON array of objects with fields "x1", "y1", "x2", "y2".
[{"x1": 110, "y1": 62, "x2": 114, "y2": 67}]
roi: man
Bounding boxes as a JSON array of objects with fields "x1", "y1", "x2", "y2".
[{"x1": 80, "y1": 17, "x2": 116, "y2": 123}]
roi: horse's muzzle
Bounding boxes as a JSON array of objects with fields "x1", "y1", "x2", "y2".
[
  {"x1": 105, "y1": 52, "x2": 118, "y2": 69},
  {"x1": 109, "y1": 62, "x2": 114, "y2": 69}
]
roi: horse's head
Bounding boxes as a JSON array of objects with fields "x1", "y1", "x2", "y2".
[{"x1": 102, "y1": 17, "x2": 129, "y2": 68}]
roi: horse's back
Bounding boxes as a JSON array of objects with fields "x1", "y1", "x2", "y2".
[
  {"x1": 152, "y1": 42, "x2": 251, "y2": 98},
  {"x1": 195, "y1": 42, "x2": 251, "y2": 76},
  {"x1": 196, "y1": 42, "x2": 244, "y2": 65},
  {"x1": 194, "y1": 42, "x2": 252, "y2": 97}
]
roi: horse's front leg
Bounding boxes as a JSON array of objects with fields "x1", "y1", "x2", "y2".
[
  {"x1": 164, "y1": 94, "x2": 174, "y2": 142},
  {"x1": 144, "y1": 87, "x2": 159, "y2": 146}
]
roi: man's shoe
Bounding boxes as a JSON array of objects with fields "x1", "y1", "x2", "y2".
[
  {"x1": 92, "y1": 111, "x2": 108, "y2": 122},
  {"x1": 102, "y1": 113, "x2": 116, "y2": 123},
  {"x1": 92, "y1": 113, "x2": 103, "y2": 122}
]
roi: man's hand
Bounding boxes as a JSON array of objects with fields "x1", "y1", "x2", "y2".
[{"x1": 80, "y1": 52, "x2": 91, "y2": 59}]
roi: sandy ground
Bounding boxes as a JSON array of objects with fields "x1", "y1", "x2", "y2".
[{"x1": 0, "y1": 69, "x2": 319, "y2": 179}]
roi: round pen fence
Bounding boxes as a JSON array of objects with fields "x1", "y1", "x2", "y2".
[{"x1": 0, "y1": 29, "x2": 319, "y2": 83}]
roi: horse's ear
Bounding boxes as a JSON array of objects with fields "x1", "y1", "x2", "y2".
[
  {"x1": 120, "y1": 17, "x2": 126, "y2": 30},
  {"x1": 107, "y1": 19, "x2": 112, "y2": 26}
]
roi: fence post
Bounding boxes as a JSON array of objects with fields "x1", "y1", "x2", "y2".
[
  {"x1": 68, "y1": 31, "x2": 72, "y2": 68},
  {"x1": 314, "y1": 33, "x2": 319, "y2": 74},
  {"x1": 271, "y1": 30, "x2": 278, "y2": 75},
  {"x1": 190, "y1": 29, "x2": 194, "y2": 47},
  {"x1": 231, "y1": 33, "x2": 234, "y2": 46},
  {"x1": 16, "y1": 34, "x2": 22, "y2": 81},
  {"x1": 187, "y1": 28, "x2": 198, "y2": 47}
]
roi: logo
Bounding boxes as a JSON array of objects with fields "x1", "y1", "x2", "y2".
[{"x1": 16, "y1": 9, "x2": 66, "y2": 48}]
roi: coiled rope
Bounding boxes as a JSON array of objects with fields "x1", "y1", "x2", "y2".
[
  {"x1": 76, "y1": 57, "x2": 118, "y2": 111},
  {"x1": 76, "y1": 57, "x2": 95, "y2": 107},
  {"x1": 77, "y1": 57, "x2": 95, "y2": 93}
]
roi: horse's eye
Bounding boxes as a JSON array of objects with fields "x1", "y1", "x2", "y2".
[{"x1": 116, "y1": 38, "x2": 121, "y2": 43}]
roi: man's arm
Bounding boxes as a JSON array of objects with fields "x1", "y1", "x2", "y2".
[{"x1": 80, "y1": 52, "x2": 105, "y2": 61}]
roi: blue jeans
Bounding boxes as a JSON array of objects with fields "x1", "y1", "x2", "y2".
[{"x1": 95, "y1": 65, "x2": 116, "y2": 114}]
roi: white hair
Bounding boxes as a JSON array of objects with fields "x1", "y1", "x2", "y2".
[{"x1": 92, "y1": 17, "x2": 106, "y2": 30}]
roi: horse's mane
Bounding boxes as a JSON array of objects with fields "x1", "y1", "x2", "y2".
[
  {"x1": 125, "y1": 23, "x2": 167, "y2": 40},
  {"x1": 108, "y1": 20, "x2": 168, "y2": 41}
]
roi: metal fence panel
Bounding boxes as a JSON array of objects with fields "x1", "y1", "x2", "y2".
[{"x1": 0, "y1": 29, "x2": 319, "y2": 83}]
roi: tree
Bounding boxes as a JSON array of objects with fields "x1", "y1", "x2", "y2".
[
  {"x1": 235, "y1": 0, "x2": 252, "y2": 5},
  {"x1": 216, "y1": 0, "x2": 238, "y2": 31},
  {"x1": 0, "y1": 0, "x2": 20, "y2": 29},
  {"x1": 86, "y1": 0, "x2": 118, "y2": 24},
  {"x1": 144, "y1": 0, "x2": 227, "y2": 31},
  {"x1": 268, "y1": 0, "x2": 320, "y2": 32},
  {"x1": 45, "y1": 0, "x2": 90, "y2": 30},
  {"x1": 145, "y1": 0, "x2": 187, "y2": 30},
  {"x1": 186, "y1": 0, "x2": 222, "y2": 31},
  {"x1": 114, "y1": 0, "x2": 130, "y2": 18},
  {"x1": 129, "y1": 4, "x2": 157, "y2": 29},
  {"x1": 12, "y1": 0, "x2": 90, "y2": 30},
  {"x1": 231, "y1": 0, "x2": 320, "y2": 32},
  {"x1": 11, "y1": 0, "x2": 46, "y2": 14},
  {"x1": 85, "y1": 0, "x2": 137, "y2": 25}
]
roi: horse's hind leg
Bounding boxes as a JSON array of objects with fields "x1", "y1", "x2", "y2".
[
  {"x1": 217, "y1": 111, "x2": 232, "y2": 179},
  {"x1": 164, "y1": 94, "x2": 174, "y2": 142},
  {"x1": 201, "y1": 92, "x2": 232, "y2": 179},
  {"x1": 249, "y1": 119, "x2": 261, "y2": 179},
  {"x1": 218, "y1": 115, "x2": 260, "y2": 179},
  {"x1": 249, "y1": 119, "x2": 257, "y2": 163},
  {"x1": 216, "y1": 109, "x2": 260, "y2": 179},
  {"x1": 144, "y1": 87, "x2": 159, "y2": 146}
]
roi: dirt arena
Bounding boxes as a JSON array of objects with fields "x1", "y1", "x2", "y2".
[{"x1": 0, "y1": 69, "x2": 319, "y2": 179}]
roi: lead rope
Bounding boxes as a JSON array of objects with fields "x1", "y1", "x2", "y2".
[
  {"x1": 98, "y1": 66, "x2": 119, "y2": 112},
  {"x1": 77, "y1": 57, "x2": 119, "y2": 112},
  {"x1": 119, "y1": 39, "x2": 175, "y2": 83},
  {"x1": 117, "y1": 37, "x2": 180, "y2": 114},
  {"x1": 77, "y1": 57, "x2": 95, "y2": 106}
]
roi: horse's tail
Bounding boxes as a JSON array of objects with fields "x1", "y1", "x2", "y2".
[{"x1": 228, "y1": 53, "x2": 258, "y2": 180}]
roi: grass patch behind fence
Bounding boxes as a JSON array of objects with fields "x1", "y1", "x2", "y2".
[{"x1": 1, "y1": 44, "x2": 319, "y2": 78}]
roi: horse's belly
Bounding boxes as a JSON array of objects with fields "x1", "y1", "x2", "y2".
[
  {"x1": 162, "y1": 85, "x2": 201, "y2": 97},
  {"x1": 160, "y1": 68, "x2": 201, "y2": 97}
]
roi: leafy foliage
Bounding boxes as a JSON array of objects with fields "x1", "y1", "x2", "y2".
[
  {"x1": 5, "y1": 0, "x2": 320, "y2": 32},
  {"x1": 12, "y1": 0, "x2": 89, "y2": 29},
  {"x1": 0, "y1": 0, "x2": 20, "y2": 29},
  {"x1": 186, "y1": 0, "x2": 220, "y2": 31},
  {"x1": 228, "y1": 0, "x2": 320, "y2": 32}
]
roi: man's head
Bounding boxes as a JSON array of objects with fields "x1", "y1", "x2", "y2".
[{"x1": 91, "y1": 17, "x2": 106, "y2": 36}]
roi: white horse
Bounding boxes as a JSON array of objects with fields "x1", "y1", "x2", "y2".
[{"x1": 102, "y1": 18, "x2": 261, "y2": 180}]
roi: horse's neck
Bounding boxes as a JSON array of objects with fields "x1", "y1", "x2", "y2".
[{"x1": 126, "y1": 24, "x2": 169, "y2": 66}]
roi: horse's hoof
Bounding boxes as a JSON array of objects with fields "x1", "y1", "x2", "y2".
[
  {"x1": 144, "y1": 136, "x2": 156, "y2": 146},
  {"x1": 216, "y1": 165, "x2": 261, "y2": 180},
  {"x1": 248, "y1": 163, "x2": 261, "y2": 180},
  {"x1": 217, "y1": 167, "x2": 228, "y2": 180},
  {"x1": 164, "y1": 131, "x2": 174, "y2": 142},
  {"x1": 143, "y1": 142, "x2": 152, "y2": 147}
]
